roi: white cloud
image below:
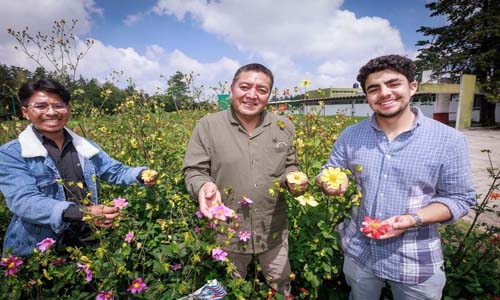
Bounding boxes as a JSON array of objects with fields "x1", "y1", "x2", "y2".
[
  {"x1": 78, "y1": 41, "x2": 239, "y2": 94},
  {"x1": 0, "y1": 0, "x2": 100, "y2": 43},
  {"x1": 151, "y1": 0, "x2": 410, "y2": 89},
  {"x1": 123, "y1": 14, "x2": 142, "y2": 26},
  {"x1": 145, "y1": 44, "x2": 167, "y2": 61},
  {"x1": 0, "y1": 0, "x2": 415, "y2": 96},
  {"x1": 0, "y1": 0, "x2": 239, "y2": 95},
  {"x1": 0, "y1": 0, "x2": 103, "y2": 82}
]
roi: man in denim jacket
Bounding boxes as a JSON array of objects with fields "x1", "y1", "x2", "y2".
[{"x1": 0, "y1": 79, "x2": 157, "y2": 256}]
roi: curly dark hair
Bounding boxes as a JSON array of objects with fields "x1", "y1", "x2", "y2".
[
  {"x1": 357, "y1": 55, "x2": 416, "y2": 93},
  {"x1": 231, "y1": 63, "x2": 274, "y2": 90}
]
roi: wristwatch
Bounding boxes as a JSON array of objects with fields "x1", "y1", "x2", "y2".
[{"x1": 409, "y1": 213, "x2": 423, "y2": 228}]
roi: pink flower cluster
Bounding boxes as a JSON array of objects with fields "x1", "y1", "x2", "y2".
[
  {"x1": 238, "y1": 231, "x2": 251, "y2": 242},
  {"x1": 127, "y1": 277, "x2": 148, "y2": 294},
  {"x1": 96, "y1": 290, "x2": 113, "y2": 300},
  {"x1": 124, "y1": 231, "x2": 134, "y2": 243},
  {"x1": 211, "y1": 248, "x2": 228, "y2": 261},
  {"x1": 240, "y1": 196, "x2": 253, "y2": 206},
  {"x1": 0, "y1": 255, "x2": 23, "y2": 277},
  {"x1": 36, "y1": 237, "x2": 55, "y2": 253},
  {"x1": 95, "y1": 278, "x2": 147, "y2": 299},
  {"x1": 113, "y1": 197, "x2": 128, "y2": 210},
  {"x1": 77, "y1": 263, "x2": 93, "y2": 282},
  {"x1": 209, "y1": 204, "x2": 234, "y2": 220}
]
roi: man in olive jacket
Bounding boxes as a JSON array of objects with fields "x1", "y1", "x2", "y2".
[{"x1": 183, "y1": 63, "x2": 308, "y2": 297}]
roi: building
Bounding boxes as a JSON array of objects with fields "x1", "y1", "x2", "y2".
[{"x1": 270, "y1": 75, "x2": 500, "y2": 127}]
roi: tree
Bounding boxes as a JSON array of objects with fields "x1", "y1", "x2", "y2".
[
  {"x1": 163, "y1": 71, "x2": 192, "y2": 111},
  {"x1": 0, "y1": 65, "x2": 44, "y2": 119},
  {"x1": 416, "y1": 0, "x2": 500, "y2": 124},
  {"x1": 0, "y1": 64, "x2": 23, "y2": 119},
  {"x1": 7, "y1": 19, "x2": 94, "y2": 86}
]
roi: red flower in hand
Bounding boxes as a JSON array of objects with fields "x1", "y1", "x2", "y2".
[{"x1": 361, "y1": 216, "x2": 391, "y2": 239}]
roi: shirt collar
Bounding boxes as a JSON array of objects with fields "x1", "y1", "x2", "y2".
[
  {"x1": 32, "y1": 127, "x2": 73, "y2": 146},
  {"x1": 227, "y1": 106, "x2": 271, "y2": 128}
]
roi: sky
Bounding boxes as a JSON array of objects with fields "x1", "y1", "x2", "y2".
[{"x1": 0, "y1": 0, "x2": 445, "y2": 97}]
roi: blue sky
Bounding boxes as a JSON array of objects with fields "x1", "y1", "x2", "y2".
[{"x1": 0, "y1": 0, "x2": 445, "y2": 97}]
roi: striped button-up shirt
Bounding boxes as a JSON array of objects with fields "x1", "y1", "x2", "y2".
[{"x1": 322, "y1": 107, "x2": 475, "y2": 284}]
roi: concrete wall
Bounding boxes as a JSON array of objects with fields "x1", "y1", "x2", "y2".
[{"x1": 302, "y1": 100, "x2": 497, "y2": 122}]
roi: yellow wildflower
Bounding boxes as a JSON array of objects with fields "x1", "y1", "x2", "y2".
[
  {"x1": 141, "y1": 169, "x2": 158, "y2": 182},
  {"x1": 296, "y1": 193, "x2": 318, "y2": 207},
  {"x1": 301, "y1": 80, "x2": 311, "y2": 88}
]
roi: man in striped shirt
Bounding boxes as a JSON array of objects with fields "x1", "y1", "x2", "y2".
[{"x1": 317, "y1": 55, "x2": 475, "y2": 300}]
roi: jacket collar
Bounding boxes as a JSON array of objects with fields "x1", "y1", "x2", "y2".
[{"x1": 18, "y1": 124, "x2": 99, "y2": 159}]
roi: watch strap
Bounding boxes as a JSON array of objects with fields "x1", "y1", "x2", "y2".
[{"x1": 409, "y1": 213, "x2": 423, "y2": 228}]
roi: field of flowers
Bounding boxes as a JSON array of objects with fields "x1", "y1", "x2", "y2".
[
  {"x1": 0, "y1": 99, "x2": 364, "y2": 300},
  {"x1": 0, "y1": 98, "x2": 499, "y2": 300}
]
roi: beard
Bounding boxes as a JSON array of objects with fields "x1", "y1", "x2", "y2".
[{"x1": 375, "y1": 100, "x2": 410, "y2": 119}]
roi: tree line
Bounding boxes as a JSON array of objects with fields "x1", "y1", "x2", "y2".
[{"x1": 0, "y1": 64, "x2": 213, "y2": 120}]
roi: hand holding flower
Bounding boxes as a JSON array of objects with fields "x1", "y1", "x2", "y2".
[
  {"x1": 317, "y1": 167, "x2": 348, "y2": 196},
  {"x1": 85, "y1": 204, "x2": 119, "y2": 228},
  {"x1": 360, "y1": 216, "x2": 391, "y2": 239},
  {"x1": 198, "y1": 182, "x2": 222, "y2": 219},
  {"x1": 374, "y1": 215, "x2": 418, "y2": 239},
  {"x1": 141, "y1": 169, "x2": 158, "y2": 187},
  {"x1": 286, "y1": 171, "x2": 308, "y2": 195}
]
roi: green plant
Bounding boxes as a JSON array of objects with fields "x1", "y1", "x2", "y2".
[
  {"x1": 442, "y1": 149, "x2": 500, "y2": 300},
  {"x1": 1, "y1": 94, "x2": 499, "y2": 299}
]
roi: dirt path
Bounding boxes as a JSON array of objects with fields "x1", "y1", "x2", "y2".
[{"x1": 461, "y1": 127, "x2": 500, "y2": 225}]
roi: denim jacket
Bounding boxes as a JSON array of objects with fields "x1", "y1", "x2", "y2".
[{"x1": 0, "y1": 125, "x2": 146, "y2": 256}]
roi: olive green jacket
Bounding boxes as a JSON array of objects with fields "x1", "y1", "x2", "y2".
[{"x1": 183, "y1": 107, "x2": 299, "y2": 254}]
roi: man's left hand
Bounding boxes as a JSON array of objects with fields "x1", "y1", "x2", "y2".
[{"x1": 377, "y1": 215, "x2": 416, "y2": 239}]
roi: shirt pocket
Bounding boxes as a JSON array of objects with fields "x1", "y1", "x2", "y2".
[
  {"x1": 33, "y1": 172, "x2": 59, "y2": 196},
  {"x1": 407, "y1": 185, "x2": 435, "y2": 213},
  {"x1": 263, "y1": 144, "x2": 288, "y2": 176},
  {"x1": 12, "y1": 219, "x2": 55, "y2": 254}
]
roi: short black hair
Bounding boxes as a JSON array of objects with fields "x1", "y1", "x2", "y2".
[
  {"x1": 357, "y1": 55, "x2": 416, "y2": 93},
  {"x1": 18, "y1": 79, "x2": 71, "y2": 106},
  {"x1": 231, "y1": 63, "x2": 274, "y2": 90}
]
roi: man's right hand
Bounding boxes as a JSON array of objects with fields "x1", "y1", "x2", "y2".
[{"x1": 198, "y1": 182, "x2": 222, "y2": 220}]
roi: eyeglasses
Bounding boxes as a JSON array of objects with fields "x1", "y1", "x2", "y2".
[{"x1": 25, "y1": 102, "x2": 68, "y2": 112}]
